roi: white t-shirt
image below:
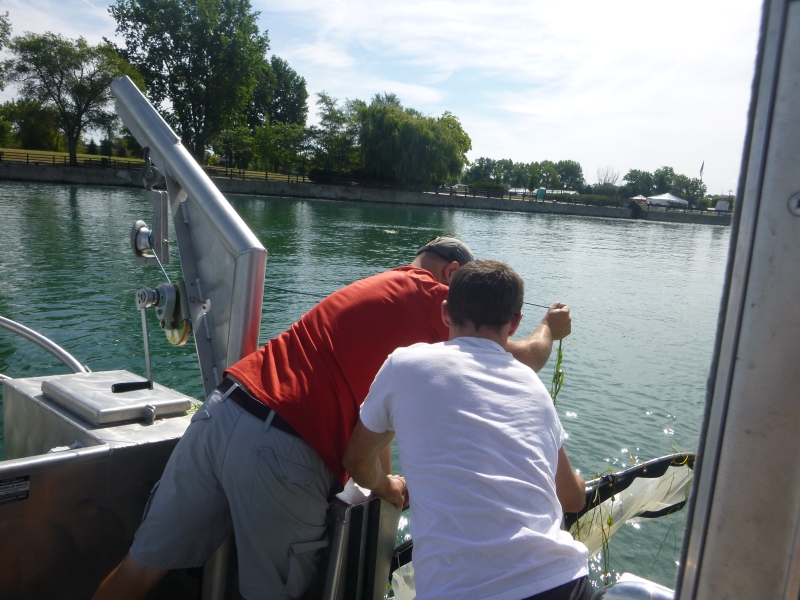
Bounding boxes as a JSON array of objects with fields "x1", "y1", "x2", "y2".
[{"x1": 360, "y1": 337, "x2": 589, "y2": 600}]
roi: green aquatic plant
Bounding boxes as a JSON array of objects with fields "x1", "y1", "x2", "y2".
[
  {"x1": 550, "y1": 340, "x2": 565, "y2": 405},
  {"x1": 570, "y1": 468, "x2": 616, "y2": 586}
]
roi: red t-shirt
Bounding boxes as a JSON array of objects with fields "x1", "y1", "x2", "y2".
[{"x1": 226, "y1": 266, "x2": 450, "y2": 483}]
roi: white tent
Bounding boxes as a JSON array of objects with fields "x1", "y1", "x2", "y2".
[{"x1": 646, "y1": 192, "x2": 689, "y2": 207}]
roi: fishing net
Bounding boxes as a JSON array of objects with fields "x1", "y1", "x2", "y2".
[{"x1": 566, "y1": 453, "x2": 695, "y2": 556}]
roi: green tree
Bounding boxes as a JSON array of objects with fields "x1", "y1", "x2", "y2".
[
  {"x1": 0, "y1": 119, "x2": 12, "y2": 147},
  {"x1": 526, "y1": 162, "x2": 542, "y2": 190},
  {"x1": 671, "y1": 174, "x2": 707, "y2": 208},
  {"x1": 3, "y1": 33, "x2": 141, "y2": 164},
  {"x1": 110, "y1": 0, "x2": 269, "y2": 158},
  {"x1": 372, "y1": 92, "x2": 402, "y2": 108},
  {"x1": 621, "y1": 169, "x2": 655, "y2": 197},
  {"x1": 267, "y1": 56, "x2": 308, "y2": 126},
  {"x1": 275, "y1": 122, "x2": 307, "y2": 172},
  {"x1": 495, "y1": 158, "x2": 513, "y2": 184},
  {"x1": 100, "y1": 137, "x2": 113, "y2": 157},
  {"x1": 555, "y1": 159, "x2": 584, "y2": 190},
  {"x1": 653, "y1": 166, "x2": 675, "y2": 194},
  {"x1": 0, "y1": 100, "x2": 63, "y2": 150},
  {"x1": 245, "y1": 56, "x2": 308, "y2": 130},
  {"x1": 359, "y1": 96, "x2": 470, "y2": 186},
  {"x1": 246, "y1": 62, "x2": 277, "y2": 131},
  {"x1": 540, "y1": 161, "x2": 560, "y2": 189},
  {"x1": 253, "y1": 121, "x2": 277, "y2": 171},
  {"x1": 0, "y1": 3, "x2": 11, "y2": 88},
  {"x1": 253, "y1": 120, "x2": 306, "y2": 173},
  {"x1": 463, "y1": 157, "x2": 497, "y2": 184},
  {"x1": 212, "y1": 124, "x2": 254, "y2": 169},
  {"x1": 121, "y1": 127, "x2": 143, "y2": 156},
  {"x1": 93, "y1": 111, "x2": 119, "y2": 158},
  {"x1": 426, "y1": 112, "x2": 472, "y2": 185},
  {"x1": 0, "y1": 101, "x2": 15, "y2": 147},
  {"x1": 507, "y1": 162, "x2": 530, "y2": 188},
  {"x1": 313, "y1": 91, "x2": 349, "y2": 174}
]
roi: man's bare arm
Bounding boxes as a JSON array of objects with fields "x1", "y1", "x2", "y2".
[
  {"x1": 380, "y1": 444, "x2": 392, "y2": 475},
  {"x1": 506, "y1": 303, "x2": 571, "y2": 372},
  {"x1": 555, "y1": 446, "x2": 586, "y2": 513},
  {"x1": 343, "y1": 421, "x2": 407, "y2": 509}
]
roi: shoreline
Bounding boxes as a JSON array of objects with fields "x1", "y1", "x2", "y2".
[{"x1": 0, "y1": 161, "x2": 731, "y2": 226}]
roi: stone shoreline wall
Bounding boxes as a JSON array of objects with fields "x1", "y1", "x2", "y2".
[{"x1": 0, "y1": 161, "x2": 732, "y2": 226}]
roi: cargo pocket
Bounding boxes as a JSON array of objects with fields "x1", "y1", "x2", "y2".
[{"x1": 282, "y1": 538, "x2": 330, "y2": 599}]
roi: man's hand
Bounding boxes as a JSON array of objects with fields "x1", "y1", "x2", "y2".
[
  {"x1": 344, "y1": 421, "x2": 409, "y2": 508},
  {"x1": 507, "y1": 302, "x2": 571, "y2": 372},
  {"x1": 542, "y1": 303, "x2": 571, "y2": 340},
  {"x1": 374, "y1": 474, "x2": 409, "y2": 510}
]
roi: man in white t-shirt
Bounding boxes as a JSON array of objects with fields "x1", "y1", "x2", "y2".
[{"x1": 343, "y1": 259, "x2": 591, "y2": 600}]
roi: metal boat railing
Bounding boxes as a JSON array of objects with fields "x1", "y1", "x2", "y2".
[{"x1": 0, "y1": 315, "x2": 88, "y2": 375}]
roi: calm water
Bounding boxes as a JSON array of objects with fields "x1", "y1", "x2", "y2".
[{"x1": 0, "y1": 182, "x2": 730, "y2": 588}]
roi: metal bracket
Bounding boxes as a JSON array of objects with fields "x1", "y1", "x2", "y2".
[
  {"x1": 141, "y1": 147, "x2": 165, "y2": 191},
  {"x1": 130, "y1": 189, "x2": 170, "y2": 267}
]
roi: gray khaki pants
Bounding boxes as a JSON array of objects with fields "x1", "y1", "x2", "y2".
[{"x1": 130, "y1": 387, "x2": 337, "y2": 599}]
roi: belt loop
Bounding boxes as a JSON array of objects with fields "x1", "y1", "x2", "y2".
[
  {"x1": 220, "y1": 381, "x2": 237, "y2": 403},
  {"x1": 263, "y1": 410, "x2": 276, "y2": 432}
]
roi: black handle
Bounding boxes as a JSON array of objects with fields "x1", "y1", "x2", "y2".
[{"x1": 111, "y1": 381, "x2": 153, "y2": 393}]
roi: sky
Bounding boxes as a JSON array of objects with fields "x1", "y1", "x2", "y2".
[{"x1": 1, "y1": 0, "x2": 763, "y2": 194}]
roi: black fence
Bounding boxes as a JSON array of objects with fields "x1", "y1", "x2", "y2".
[{"x1": 0, "y1": 149, "x2": 144, "y2": 170}]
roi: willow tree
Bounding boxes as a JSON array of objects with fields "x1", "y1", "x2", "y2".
[
  {"x1": 110, "y1": 0, "x2": 269, "y2": 158},
  {"x1": 359, "y1": 98, "x2": 471, "y2": 186},
  {"x1": 3, "y1": 33, "x2": 141, "y2": 165}
]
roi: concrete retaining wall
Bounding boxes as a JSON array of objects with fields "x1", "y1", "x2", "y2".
[
  {"x1": 0, "y1": 161, "x2": 731, "y2": 226},
  {"x1": 210, "y1": 174, "x2": 632, "y2": 219},
  {"x1": 0, "y1": 160, "x2": 141, "y2": 187},
  {"x1": 645, "y1": 209, "x2": 731, "y2": 225}
]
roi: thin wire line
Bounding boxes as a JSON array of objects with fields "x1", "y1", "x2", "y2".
[
  {"x1": 266, "y1": 283, "x2": 553, "y2": 309},
  {"x1": 265, "y1": 284, "x2": 325, "y2": 298},
  {"x1": 524, "y1": 301, "x2": 551, "y2": 309},
  {"x1": 151, "y1": 248, "x2": 171, "y2": 284},
  {"x1": 174, "y1": 252, "x2": 555, "y2": 309}
]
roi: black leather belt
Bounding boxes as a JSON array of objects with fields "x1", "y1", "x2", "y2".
[{"x1": 218, "y1": 379, "x2": 301, "y2": 439}]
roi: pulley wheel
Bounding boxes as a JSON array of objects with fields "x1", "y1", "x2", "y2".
[{"x1": 164, "y1": 320, "x2": 191, "y2": 346}]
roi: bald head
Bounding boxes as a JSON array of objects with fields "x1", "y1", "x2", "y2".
[{"x1": 411, "y1": 251, "x2": 461, "y2": 285}]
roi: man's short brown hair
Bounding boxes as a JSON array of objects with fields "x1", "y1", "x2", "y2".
[{"x1": 446, "y1": 259, "x2": 524, "y2": 330}]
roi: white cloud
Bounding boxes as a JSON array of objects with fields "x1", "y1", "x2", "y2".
[
  {"x1": 2, "y1": 0, "x2": 762, "y2": 193},
  {"x1": 257, "y1": 0, "x2": 761, "y2": 192},
  {"x1": 5, "y1": 0, "x2": 116, "y2": 42},
  {"x1": 288, "y1": 40, "x2": 356, "y2": 69}
]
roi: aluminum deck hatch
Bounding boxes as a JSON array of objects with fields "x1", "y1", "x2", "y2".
[{"x1": 40, "y1": 370, "x2": 193, "y2": 426}]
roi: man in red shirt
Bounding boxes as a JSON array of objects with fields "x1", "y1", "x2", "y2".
[{"x1": 94, "y1": 237, "x2": 571, "y2": 600}]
